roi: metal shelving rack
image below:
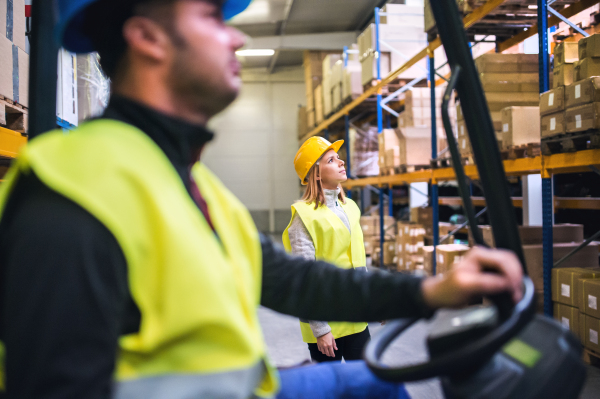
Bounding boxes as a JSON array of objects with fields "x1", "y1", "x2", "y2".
[{"x1": 300, "y1": 0, "x2": 600, "y2": 314}]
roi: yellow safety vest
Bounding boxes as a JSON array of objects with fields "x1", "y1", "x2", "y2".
[
  {"x1": 282, "y1": 199, "x2": 368, "y2": 343},
  {"x1": 0, "y1": 120, "x2": 278, "y2": 398}
]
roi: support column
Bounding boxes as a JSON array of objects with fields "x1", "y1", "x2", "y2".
[{"x1": 429, "y1": 54, "x2": 439, "y2": 275}]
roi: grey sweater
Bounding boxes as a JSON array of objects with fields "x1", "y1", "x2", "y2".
[{"x1": 287, "y1": 188, "x2": 351, "y2": 338}]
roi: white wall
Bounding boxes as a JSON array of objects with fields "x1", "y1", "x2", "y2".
[{"x1": 205, "y1": 66, "x2": 305, "y2": 233}]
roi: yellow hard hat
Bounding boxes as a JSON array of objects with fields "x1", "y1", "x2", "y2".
[{"x1": 294, "y1": 137, "x2": 344, "y2": 185}]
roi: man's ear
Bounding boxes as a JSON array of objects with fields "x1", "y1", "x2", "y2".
[{"x1": 122, "y1": 16, "x2": 171, "y2": 63}]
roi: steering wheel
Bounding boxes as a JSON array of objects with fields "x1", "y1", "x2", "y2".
[{"x1": 364, "y1": 276, "x2": 536, "y2": 382}]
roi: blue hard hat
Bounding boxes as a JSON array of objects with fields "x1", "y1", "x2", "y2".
[{"x1": 56, "y1": 0, "x2": 252, "y2": 53}]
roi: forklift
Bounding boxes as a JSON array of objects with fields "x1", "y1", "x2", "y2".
[{"x1": 364, "y1": 1, "x2": 587, "y2": 398}]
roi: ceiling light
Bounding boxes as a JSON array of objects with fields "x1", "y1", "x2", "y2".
[
  {"x1": 236, "y1": 49, "x2": 275, "y2": 56},
  {"x1": 528, "y1": 5, "x2": 538, "y2": 9}
]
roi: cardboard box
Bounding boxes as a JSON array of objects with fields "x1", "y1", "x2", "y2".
[
  {"x1": 307, "y1": 110, "x2": 315, "y2": 128},
  {"x1": 540, "y1": 87, "x2": 565, "y2": 116},
  {"x1": 554, "y1": 42, "x2": 579, "y2": 67},
  {"x1": 480, "y1": 224, "x2": 584, "y2": 248},
  {"x1": 373, "y1": 239, "x2": 396, "y2": 265},
  {"x1": 553, "y1": 63, "x2": 574, "y2": 89},
  {"x1": 574, "y1": 57, "x2": 600, "y2": 82},
  {"x1": 501, "y1": 106, "x2": 541, "y2": 149},
  {"x1": 314, "y1": 85, "x2": 324, "y2": 124},
  {"x1": 474, "y1": 54, "x2": 539, "y2": 74},
  {"x1": 553, "y1": 303, "x2": 581, "y2": 339},
  {"x1": 479, "y1": 72, "x2": 539, "y2": 93},
  {"x1": 578, "y1": 33, "x2": 600, "y2": 60},
  {"x1": 384, "y1": 148, "x2": 400, "y2": 169},
  {"x1": 423, "y1": 246, "x2": 434, "y2": 276},
  {"x1": 0, "y1": 35, "x2": 28, "y2": 107},
  {"x1": 397, "y1": 222, "x2": 425, "y2": 257},
  {"x1": 378, "y1": 129, "x2": 400, "y2": 153},
  {"x1": 581, "y1": 315, "x2": 600, "y2": 352},
  {"x1": 363, "y1": 237, "x2": 376, "y2": 257},
  {"x1": 524, "y1": 242, "x2": 599, "y2": 292},
  {"x1": 411, "y1": 207, "x2": 433, "y2": 236},
  {"x1": 552, "y1": 267, "x2": 600, "y2": 307},
  {"x1": 0, "y1": 0, "x2": 27, "y2": 52},
  {"x1": 380, "y1": 4, "x2": 424, "y2": 26},
  {"x1": 457, "y1": 120, "x2": 472, "y2": 154},
  {"x1": 457, "y1": 102, "x2": 464, "y2": 121},
  {"x1": 436, "y1": 244, "x2": 470, "y2": 275},
  {"x1": 399, "y1": 126, "x2": 431, "y2": 166},
  {"x1": 360, "y1": 216, "x2": 377, "y2": 237},
  {"x1": 342, "y1": 63, "x2": 363, "y2": 101},
  {"x1": 541, "y1": 111, "x2": 566, "y2": 138},
  {"x1": 368, "y1": 215, "x2": 396, "y2": 239},
  {"x1": 485, "y1": 92, "x2": 541, "y2": 108},
  {"x1": 565, "y1": 77, "x2": 600, "y2": 109},
  {"x1": 580, "y1": 278, "x2": 600, "y2": 319},
  {"x1": 565, "y1": 103, "x2": 600, "y2": 133}
]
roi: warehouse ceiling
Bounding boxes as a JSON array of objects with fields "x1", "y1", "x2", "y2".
[{"x1": 229, "y1": 0, "x2": 389, "y2": 72}]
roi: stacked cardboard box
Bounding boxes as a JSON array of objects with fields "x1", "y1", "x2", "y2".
[
  {"x1": 398, "y1": 127, "x2": 432, "y2": 168},
  {"x1": 373, "y1": 239, "x2": 397, "y2": 267},
  {"x1": 540, "y1": 86, "x2": 566, "y2": 138},
  {"x1": 396, "y1": 222, "x2": 426, "y2": 272},
  {"x1": 578, "y1": 275, "x2": 600, "y2": 352},
  {"x1": 377, "y1": 129, "x2": 401, "y2": 173},
  {"x1": 361, "y1": 215, "x2": 396, "y2": 263},
  {"x1": 358, "y1": 4, "x2": 427, "y2": 87},
  {"x1": 411, "y1": 206, "x2": 433, "y2": 237},
  {"x1": 422, "y1": 246, "x2": 435, "y2": 276},
  {"x1": 456, "y1": 103, "x2": 472, "y2": 156},
  {"x1": 322, "y1": 54, "x2": 343, "y2": 118},
  {"x1": 574, "y1": 34, "x2": 600, "y2": 82},
  {"x1": 398, "y1": 88, "x2": 456, "y2": 137},
  {"x1": 0, "y1": 0, "x2": 28, "y2": 108},
  {"x1": 555, "y1": 42, "x2": 579, "y2": 89},
  {"x1": 474, "y1": 54, "x2": 540, "y2": 133},
  {"x1": 314, "y1": 85, "x2": 324, "y2": 125},
  {"x1": 552, "y1": 268, "x2": 600, "y2": 344},
  {"x1": 500, "y1": 106, "x2": 541, "y2": 150},
  {"x1": 435, "y1": 244, "x2": 470, "y2": 275},
  {"x1": 564, "y1": 76, "x2": 600, "y2": 134}
]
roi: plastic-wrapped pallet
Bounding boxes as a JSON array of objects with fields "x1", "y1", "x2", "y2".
[
  {"x1": 351, "y1": 123, "x2": 379, "y2": 177},
  {"x1": 77, "y1": 53, "x2": 110, "y2": 124}
]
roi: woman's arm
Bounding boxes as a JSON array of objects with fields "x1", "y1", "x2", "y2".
[{"x1": 287, "y1": 214, "x2": 332, "y2": 339}]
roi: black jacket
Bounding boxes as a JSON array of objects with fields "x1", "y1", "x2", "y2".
[{"x1": 0, "y1": 95, "x2": 431, "y2": 398}]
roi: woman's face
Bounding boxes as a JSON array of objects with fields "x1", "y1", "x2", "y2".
[{"x1": 318, "y1": 149, "x2": 346, "y2": 189}]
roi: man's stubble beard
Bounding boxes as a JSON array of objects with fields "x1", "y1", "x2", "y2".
[{"x1": 168, "y1": 36, "x2": 239, "y2": 120}]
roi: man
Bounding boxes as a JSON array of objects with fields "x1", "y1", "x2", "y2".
[{"x1": 0, "y1": 0, "x2": 523, "y2": 398}]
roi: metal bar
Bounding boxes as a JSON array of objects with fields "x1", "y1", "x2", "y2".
[
  {"x1": 381, "y1": 74, "x2": 427, "y2": 105},
  {"x1": 343, "y1": 46, "x2": 348, "y2": 67},
  {"x1": 388, "y1": 187, "x2": 393, "y2": 217},
  {"x1": 381, "y1": 103, "x2": 399, "y2": 118},
  {"x1": 589, "y1": 165, "x2": 600, "y2": 176},
  {"x1": 409, "y1": 184, "x2": 428, "y2": 198},
  {"x1": 440, "y1": 65, "x2": 486, "y2": 247},
  {"x1": 28, "y1": 0, "x2": 59, "y2": 138},
  {"x1": 539, "y1": 0, "x2": 553, "y2": 317},
  {"x1": 429, "y1": 54, "x2": 439, "y2": 275},
  {"x1": 376, "y1": 7, "x2": 385, "y2": 268},
  {"x1": 345, "y1": 114, "x2": 351, "y2": 179},
  {"x1": 440, "y1": 207, "x2": 488, "y2": 244},
  {"x1": 547, "y1": 6, "x2": 589, "y2": 37},
  {"x1": 554, "y1": 229, "x2": 600, "y2": 268}
]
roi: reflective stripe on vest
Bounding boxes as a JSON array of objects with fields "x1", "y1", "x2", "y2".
[
  {"x1": 114, "y1": 361, "x2": 265, "y2": 399},
  {"x1": 282, "y1": 199, "x2": 368, "y2": 343},
  {"x1": 0, "y1": 120, "x2": 279, "y2": 397}
]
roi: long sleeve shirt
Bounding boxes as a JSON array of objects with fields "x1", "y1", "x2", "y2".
[{"x1": 0, "y1": 95, "x2": 432, "y2": 399}]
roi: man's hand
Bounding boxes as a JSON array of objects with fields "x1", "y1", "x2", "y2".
[
  {"x1": 317, "y1": 332, "x2": 338, "y2": 357},
  {"x1": 421, "y1": 247, "x2": 524, "y2": 310}
]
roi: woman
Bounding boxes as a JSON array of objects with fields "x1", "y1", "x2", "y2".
[{"x1": 283, "y1": 136, "x2": 369, "y2": 363}]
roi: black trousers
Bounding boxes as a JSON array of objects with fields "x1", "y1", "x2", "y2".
[{"x1": 307, "y1": 326, "x2": 371, "y2": 363}]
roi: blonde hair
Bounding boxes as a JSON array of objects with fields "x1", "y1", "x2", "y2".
[{"x1": 301, "y1": 162, "x2": 346, "y2": 210}]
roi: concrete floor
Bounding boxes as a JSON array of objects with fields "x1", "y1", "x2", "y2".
[{"x1": 259, "y1": 307, "x2": 600, "y2": 398}]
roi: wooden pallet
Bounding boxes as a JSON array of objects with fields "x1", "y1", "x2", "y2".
[
  {"x1": 362, "y1": 77, "x2": 428, "y2": 96},
  {"x1": 541, "y1": 131, "x2": 600, "y2": 155},
  {"x1": 0, "y1": 96, "x2": 28, "y2": 134},
  {"x1": 502, "y1": 143, "x2": 541, "y2": 160},
  {"x1": 431, "y1": 155, "x2": 475, "y2": 168}
]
